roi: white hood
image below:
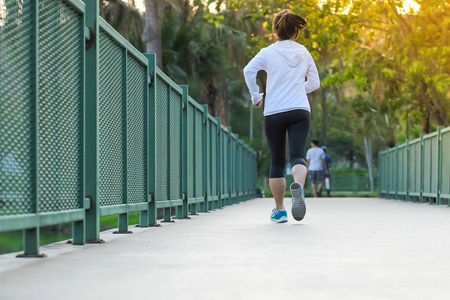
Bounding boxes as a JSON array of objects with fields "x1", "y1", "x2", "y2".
[{"x1": 268, "y1": 40, "x2": 308, "y2": 67}]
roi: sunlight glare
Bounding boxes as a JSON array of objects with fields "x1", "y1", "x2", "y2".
[
  {"x1": 399, "y1": 0, "x2": 421, "y2": 14},
  {"x1": 0, "y1": 0, "x2": 7, "y2": 27}
]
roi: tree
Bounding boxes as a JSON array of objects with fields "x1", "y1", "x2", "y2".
[{"x1": 143, "y1": 0, "x2": 163, "y2": 68}]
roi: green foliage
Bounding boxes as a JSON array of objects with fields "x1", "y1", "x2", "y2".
[{"x1": 105, "y1": 0, "x2": 449, "y2": 182}]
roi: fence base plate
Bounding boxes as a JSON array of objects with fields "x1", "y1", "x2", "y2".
[{"x1": 16, "y1": 253, "x2": 47, "y2": 258}]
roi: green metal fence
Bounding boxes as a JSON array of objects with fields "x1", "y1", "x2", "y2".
[
  {"x1": 0, "y1": 0, "x2": 258, "y2": 257},
  {"x1": 379, "y1": 126, "x2": 450, "y2": 205}
]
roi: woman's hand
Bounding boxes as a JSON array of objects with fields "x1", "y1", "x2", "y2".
[
  {"x1": 253, "y1": 93, "x2": 264, "y2": 108},
  {"x1": 253, "y1": 100, "x2": 263, "y2": 108}
]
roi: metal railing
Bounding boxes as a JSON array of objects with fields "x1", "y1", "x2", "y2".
[
  {"x1": 0, "y1": 0, "x2": 258, "y2": 257},
  {"x1": 379, "y1": 126, "x2": 450, "y2": 204}
]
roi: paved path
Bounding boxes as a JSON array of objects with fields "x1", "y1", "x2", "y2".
[{"x1": 1, "y1": 197, "x2": 450, "y2": 299}]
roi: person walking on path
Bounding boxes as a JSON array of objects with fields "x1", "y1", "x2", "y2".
[
  {"x1": 321, "y1": 146, "x2": 332, "y2": 197},
  {"x1": 306, "y1": 140, "x2": 328, "y2": 198},
  {"x1": 243, "y1": 10, "x2": 320, "y2": 223}
]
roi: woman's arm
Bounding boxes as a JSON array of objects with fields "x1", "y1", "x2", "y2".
[
  {"x1": 305, "y1": 53, "x2": 320, "y2": 94},
  {"x1": 243, "y1": 51, "x2": 266, "y2": 105}
]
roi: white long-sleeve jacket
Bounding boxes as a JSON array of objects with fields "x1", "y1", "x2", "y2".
[{"x1": 243, "y1": 40, "x2": 320, "y2": 116}]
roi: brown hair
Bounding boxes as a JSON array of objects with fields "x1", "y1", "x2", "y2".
[{"x1": 273, "y1": 10, "x2": 307, "y2": 41}]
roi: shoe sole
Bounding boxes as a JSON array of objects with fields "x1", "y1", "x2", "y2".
[
  {"x1": 290, "y1": 182, "x2": 306, "y2": 221},
  {"x1": 270, "y1": 216, "x2": 288, "y2": 223}
]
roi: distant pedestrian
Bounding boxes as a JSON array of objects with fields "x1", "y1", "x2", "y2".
[
  {"x1": 306, "y1": 140, "x2": 328, "y2": 197},
  {"x1": 243, "y1": 10, "x2": 320, "y2": 223},
  {"x1": 321, "y1": 146, "x2": 332, "y2": 197}
]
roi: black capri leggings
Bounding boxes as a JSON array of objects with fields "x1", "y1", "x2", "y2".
[{"x1": 265, "y1": 109, "x2": 310, "y2": 178}]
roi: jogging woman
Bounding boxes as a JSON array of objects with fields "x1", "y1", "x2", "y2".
[{"x1": 243, "y1": 10, "x2": 320, "y2": 223}]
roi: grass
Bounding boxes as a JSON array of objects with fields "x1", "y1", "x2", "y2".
[{"x1": 0, "y1": 213, "x2": 142, "y2": 255}]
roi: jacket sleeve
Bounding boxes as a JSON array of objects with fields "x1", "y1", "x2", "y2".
[
  {"x1": 243, "y1": 50, "x2": 266, "y2": 105},
  {"x1": 305, "y1": 53, "x2": 320, "y2": 94}
]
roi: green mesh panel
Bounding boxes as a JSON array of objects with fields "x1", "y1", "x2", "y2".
[
  {"x1": 442, "y1": 130, "x2": 450, "y2": 196},
  {"x1": 243, "y1": 151, "x2": 247, "y2": 193},
  {"x1": 206, "y1": 121, "x2": 211, "y2": 197},
  {"x1": 0, "y1": 0, "x2": 34, "y2": 216},
  {"x1": 187, "y1": 103, "x2": 194, "y2": 198},
  {"x1": 388, "y1": 150, "x2": 396, "y2": 193},
  {"x1": 397, "y1": 146, "x2": 407, "y2": 194},
  {"x1": 423, "y1": 136, "x2": 438, "y2": 194},
  {"x1": 231, "y1": 139, "x2": 236, "y2": 194},
  {"x1": 38, "y1": 0, "x2": 83, "y2": 212},
  {"x1": 210, "y1": 122, "x2": 217, "y2": 197},
  {"x1": 99, "y1": 28, "x2": 126, "y2": 206},
  {"x1": 194, "y1": 109, "x2": 203, "y2": 197},
  {"x1": 169, "y1": 89, "x2": 182, "y2": 201},
  {"x1": 237, "y1": 144, "x2": 242, "y2": 193},
  {"x1": 221, "y1": 131, "x2": 228, "y2": 195},
  {"x1": 379, "y1": 154, "x2": 385, "y2": 192},
  {"x1": 127, "y1": 55, "x2": 147, "y2": 204},
  {"x1": 155, "y1": 77, "x2": 168, "y2": 202},
  {"x1": 409, "y1": 141, "x2": 421, "y2": 194}
]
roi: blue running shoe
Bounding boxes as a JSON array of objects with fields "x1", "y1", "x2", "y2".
[
  {"x1": 290, "y1": 182, "x2": 306, "y2": 221},
  {"x1": 270, "y1": 208, "x2": 288, "y2": 223}
]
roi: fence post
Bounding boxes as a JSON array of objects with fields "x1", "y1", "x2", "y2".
[
  {"x1": 234, "y1": 134, "x2": 239, "y2": 204},
  {"x1": 84, "y1": 0, "x2": 102, "y2": 242},
  {"x1": 378, "y1": 151, "x2": 382, "y2": 198},
  {"x1": 227, "y1": 126, "x2": 232, "y2": 206},
  {"x1": 20, "y1": 0, "x2": 42, "y2": 257},
  {"x1": 419, "y1": 133, "x2": 425, "y2": 203},
  {"x1": 180, "y1": 85, "x2": 189, "y2": 218},
  {"x1": 406, "y1": 139, "x2": 411, "y2": 202},
  {"x1": 143, "y1": 53, "x2": 158, "y2": 226},
  {"x1": 163, "y1": 83, "x2": 172, "y2": 222},
  {"x1": 198, "y1": 105, "x2": 209, "y2": 213},
  {"x1": 116, "y1": 49, "x2": 130, "y2": 233},
  {"x1": 216, "y1": 117, "x2": 222, "y2": 209},
  {"x1": 437, "y1": 126, "x2": 444, "y2": 204},
  {"x1": 395, "y1": 144, "x2": 399, "y2": 200}
]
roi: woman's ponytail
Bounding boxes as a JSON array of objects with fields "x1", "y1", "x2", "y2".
[{"x1": 273, "y1": 10, "x2": 307, "y2": 41}]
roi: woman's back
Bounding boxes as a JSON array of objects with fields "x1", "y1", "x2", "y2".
[{"x1": 243, "y1": 40, "x2": 319, "y2": 116}]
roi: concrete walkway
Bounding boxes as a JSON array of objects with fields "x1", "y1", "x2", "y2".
[{"x1": 1, "y1": 197, "x2": 450, "y2": 299}]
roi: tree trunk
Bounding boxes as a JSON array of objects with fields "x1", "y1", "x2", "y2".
[
  {"x1": 221, "y1": 76, "x2": 229, "y2": 125},
  {"x1": 143, "y1": 0, "x2": 162, "y2": 68},
  {"x1": 204, "y1": 82, "x2": 218, "y2": 116},
  {"x1": 308, "y1": 91, "x2": 318, "y2": 138},
  {"x1": 418, "y1": 81, "x2": 431, "y2": 133},
  {"x1": 332, "y1": 84, "x2": 341, "y2": 103},
  {"x1": 364, "y1": 137, "x2": 374, "y2": 193},
  {"x1": 320, "y1": 87, "x2": 328, "y2": 144},
  {"x1": 99, "y1": 0, "x2": 105, "y2": 17}
]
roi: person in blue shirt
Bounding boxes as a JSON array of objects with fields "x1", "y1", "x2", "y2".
[{"x1": 321, "y1": 146, "x2": 332, "y2": 197}]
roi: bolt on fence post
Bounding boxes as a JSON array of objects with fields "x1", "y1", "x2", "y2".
[{"x1": 143, "y1": 53, "x2": 158, "y2": 226}]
